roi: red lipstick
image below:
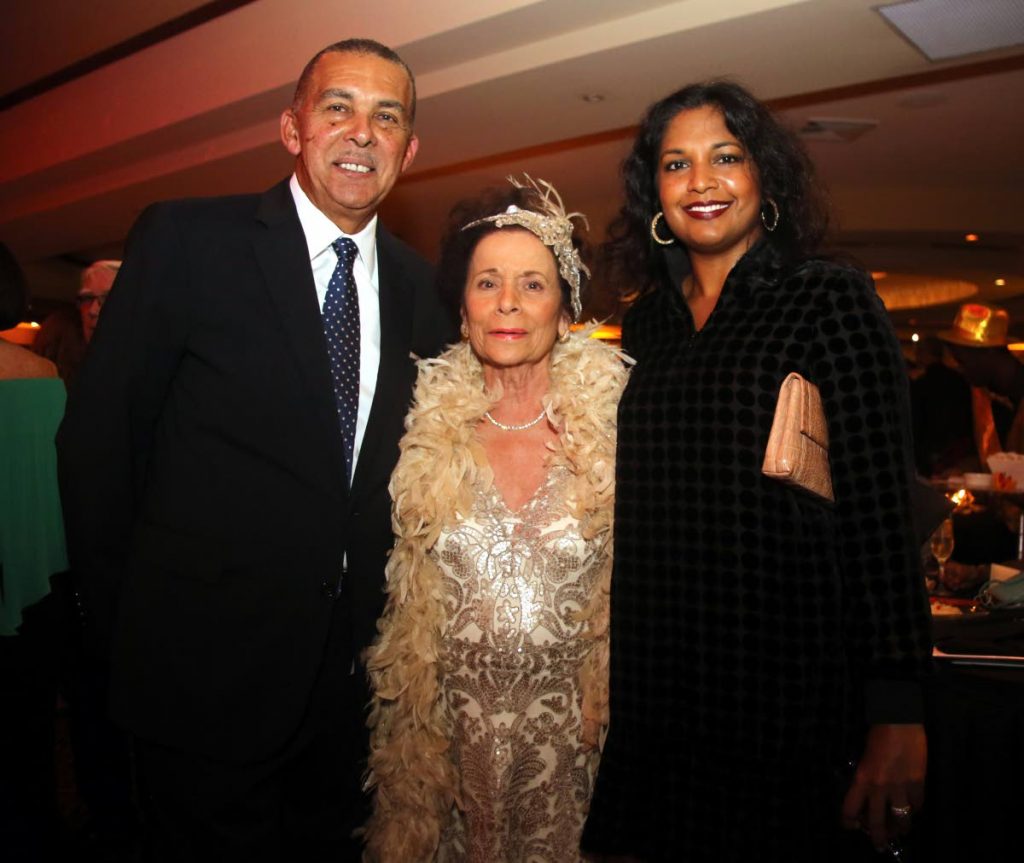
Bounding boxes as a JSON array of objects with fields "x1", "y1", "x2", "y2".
[{"x1": 683, "y1": 200, "x2": 731, "y2": 220}]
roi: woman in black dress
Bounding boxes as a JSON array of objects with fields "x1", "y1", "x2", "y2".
[{"x1": 581, "y1": 82, "x2": 930, "y2": 861}]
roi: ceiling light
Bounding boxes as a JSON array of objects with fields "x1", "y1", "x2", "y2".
[
  {"x1": 873, "y1": 273, "x2": 978, "y2": 311},
  {"x1": 911, "y1": 333, "x2": 920, "y2": 342},
  {"x1": 995, "y1": 278, "x2": 1007, "y2": 286},
  {"x1": 877, "y1": 0, "x2": 1024, "y2": 62},
  {"x1": 965, "y1": 233, "x2": 979, "y2": 242}
]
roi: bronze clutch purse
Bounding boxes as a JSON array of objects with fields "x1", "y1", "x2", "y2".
[{"x1": 761, "y1": 372, "x2": 834, "y2": 503}]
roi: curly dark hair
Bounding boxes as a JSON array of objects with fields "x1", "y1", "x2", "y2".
[
  {"x1": 605, "y1": 80, "x2": 830, "y2": 298},
  {"x1": 435, "y1": 183, "x2": 589, "y2": 322},
  {"x1": 0, "y1": 242, "x2": 28, "y2": 330}
]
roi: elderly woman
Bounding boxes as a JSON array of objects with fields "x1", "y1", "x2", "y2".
[
  {"x1": 364, "y1": 178, "x2": 627, "y2": 862},
  {"x1": 580, "y1": 83, "x2": 931, "y2": 861}
]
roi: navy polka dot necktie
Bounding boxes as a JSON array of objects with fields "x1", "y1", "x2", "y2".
[{"x1": 323, "y1": 237, "x2": 360, "y2": 484}]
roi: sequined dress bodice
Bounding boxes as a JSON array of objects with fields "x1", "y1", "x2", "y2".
[{"x1": 433, "y1": 465, "x2": 605, "y2": 863}]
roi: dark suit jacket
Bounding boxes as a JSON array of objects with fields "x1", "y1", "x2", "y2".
[{"x1": 57, "y1": 180, "x2": 451, "y2": 762}]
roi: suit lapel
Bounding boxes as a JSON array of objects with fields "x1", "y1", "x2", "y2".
[
  {"x1": 351, "y1": 226, "x2": 414, "y2": 497},
  {"x1": 252, "y1": 181, "x2": 348, "y2": 497}
]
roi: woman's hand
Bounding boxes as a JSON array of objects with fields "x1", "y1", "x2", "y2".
[{"x1": 841, "y1": 723, "x2": 927, "y2": 849}]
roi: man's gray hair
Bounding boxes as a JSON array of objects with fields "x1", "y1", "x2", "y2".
[{"x1": 80, "y1": 260, "x2": 121, "y2": 290}]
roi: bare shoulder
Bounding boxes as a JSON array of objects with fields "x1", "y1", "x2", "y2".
[{"x1": 0, "y1": 340, "x2": 59, "y2": 380}]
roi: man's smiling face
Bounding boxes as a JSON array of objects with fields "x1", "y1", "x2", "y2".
[{"x1": 281, "y1": 51, "x2": 419, "y2": 234}]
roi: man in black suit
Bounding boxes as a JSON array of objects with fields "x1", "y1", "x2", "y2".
[{"x1": 57, "y1": 38, "x2": 451, "y2": 861}]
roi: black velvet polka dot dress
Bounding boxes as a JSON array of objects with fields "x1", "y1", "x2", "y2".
[{"x1": 583, "y1": 241, "x2": 932, "y2": 861}]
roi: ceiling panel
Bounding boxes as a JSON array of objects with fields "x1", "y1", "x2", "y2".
[{"x1": 1, "y1": 0, "x2": 1022, "y2": 335}]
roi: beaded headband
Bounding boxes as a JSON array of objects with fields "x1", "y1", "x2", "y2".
[{"x1": 461, "y1": 175, "x2": 589, "y2": 321}]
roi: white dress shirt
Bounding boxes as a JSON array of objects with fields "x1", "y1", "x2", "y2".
[{"x1": 289, "y1": 174, "x2": 381, "y2": 482}]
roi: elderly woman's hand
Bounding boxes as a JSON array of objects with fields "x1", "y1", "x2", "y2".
[{"x1": 840, "y1": 723, "x2": 927, "y2": 850}]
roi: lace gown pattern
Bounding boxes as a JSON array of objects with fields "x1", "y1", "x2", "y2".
[{"x1": 433, "y1": 466, "x2": 604, "y2": 863}]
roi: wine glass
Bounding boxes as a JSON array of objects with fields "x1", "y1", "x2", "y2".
[{"x1": 929, "y1": 519, "x2": 954, "y2": 592}]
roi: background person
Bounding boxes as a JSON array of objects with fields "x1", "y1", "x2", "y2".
[
  {"x1": 33, "y1": 305, "x2": 86, "y2": 388},
  {"x1": 0, "y1": 241, "x2": 68, "y2": 857},
  {"x1": 31, "y1": 260, "x2": 120, "y2": 388},
  {"x1": 910, "y1": 336, "x2": 975, "y2": 477},
  {"x1": 77, "y1": 260, "x2": 121, "y2": 344},
  {"x1": 364, "y1": 178, "x2": 627, "y2": 861},
  {"x1": 938, "y1": 303, "x2": 1024, "y2": 462},
  {"x1": 581, "y1": 81, "x2": 930, "y2": 862},
  {"x1": 29, "y1": 258, "x2": 140, "y2": 855},
  {"x1": 57, "y1": 39, "x2": 450, "y2": 861},
  {"x1": 933, "y1": 304, "x2": 1023, "y2": 581}
]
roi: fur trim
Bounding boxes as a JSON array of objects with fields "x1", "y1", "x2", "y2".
[{"x1": 363, "y1": 329, "x2": 629, "y2": 861}]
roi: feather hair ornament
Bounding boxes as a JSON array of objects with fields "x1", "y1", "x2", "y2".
[{"x1": 461, "y1": 174, "x2": 590, "y2": 321}]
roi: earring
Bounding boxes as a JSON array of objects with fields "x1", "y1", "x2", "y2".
[
  {"x1": 460, "y1": 322, "x2": 469, "y2": 341},
  {"x1": 558, "y1": 328, "x2": 571, "y2": 344},
  {"x1": 650, "y1": 212, "x2": 675, "y2": 246},
  {"x1": 761, "y1": 198, "x2": 780, "y2": 233}
]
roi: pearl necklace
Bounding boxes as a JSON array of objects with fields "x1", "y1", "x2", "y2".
[{"x1": 483, "y1": 408, "x2": 547, "y2": 432}]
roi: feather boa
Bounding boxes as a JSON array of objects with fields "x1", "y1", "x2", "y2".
[{"x1": 363, "y1": 329, "x2": 629, "y2": 862}]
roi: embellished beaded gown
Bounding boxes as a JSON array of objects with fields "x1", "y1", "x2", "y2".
[
  {"x1": 365, "y1": 334, "x2": 624, "y2": 863},
  {"x1": 433, "y1": 465, "x2": 603, "y2": 863}
]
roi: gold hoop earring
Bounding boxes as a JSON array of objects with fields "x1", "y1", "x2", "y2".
[
  {"x1": 761, "y1": 198, "x2": 780, "y2": 233},
  {"x1": 650, "y1": 211, "x2": 675, "y2": 246}
]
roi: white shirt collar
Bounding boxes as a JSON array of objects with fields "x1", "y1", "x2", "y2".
[{"x1": 289, "y1": 174, "x2": 377, "y2": 278}]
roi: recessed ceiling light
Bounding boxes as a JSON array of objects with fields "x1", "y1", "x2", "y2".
[
  {"x1": 965, "y1": 233, "x2": 979, "y2": 242},
  {"x1": 911, "y1": 333, "x2": 920, "y2": 342},
  {"x1": 877, "y1": 0, "x2": 1024, "y2": 62},
  {"x1": 995, "y1": 278, "x2": 1007, "y2": 286}
]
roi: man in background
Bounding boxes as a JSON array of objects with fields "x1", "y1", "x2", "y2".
[
  {"x1": 77, "y1": 260, "x2": 120, "y2": 344},
  {"x1": 34, "y1": 260, "x2": 120, "y2": 387},
  {"x1": 910, "y1": 336, "x2": 974, "y2": 477}
]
